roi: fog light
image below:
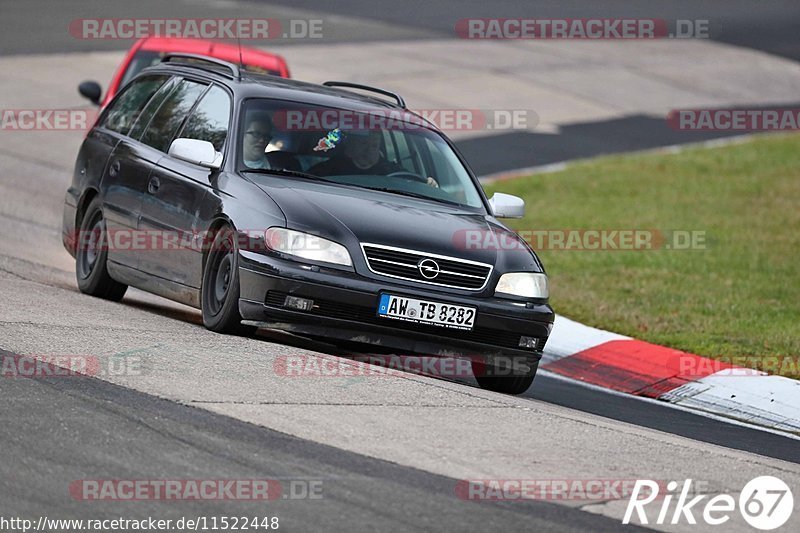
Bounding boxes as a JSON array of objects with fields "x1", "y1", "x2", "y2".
[
  {"x1": 518, "y1": 336, "x2": 539, "y2": 349},
  {"x1": 284, "y1": 296, "x2": 314, "y2": 311}
]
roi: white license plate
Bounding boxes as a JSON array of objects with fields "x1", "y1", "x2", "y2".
[{"x1": 377, "y1": 294, "x2": 476, "y2": 331}]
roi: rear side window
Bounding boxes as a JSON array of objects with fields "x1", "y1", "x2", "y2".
[
  {"x1": 100, "y1": 75, "x2": 169, "y2": 134},
  {"x1": 128, "y1": 77, "x2": 179, "y2": 140},
  {"x1": 140, "y1": 79, "x2": 206, "y2": 152},
  {"x1": 176, "y1": 85, "x2": 231, "y2": 152}
]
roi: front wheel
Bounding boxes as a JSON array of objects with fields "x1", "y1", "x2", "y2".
[
  {"x1": 201, "y1": 225, "x2": 249, "y2": 334},
  {"x1": 472, "y1": 358, "x2": 538, "y2": 395}
]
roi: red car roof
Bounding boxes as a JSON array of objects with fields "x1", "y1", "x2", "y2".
[
  {"x1": 100, "y1": 37, "x2": 290, "y2": 106},
  {"x1": 136, "y1": 37, "x2": 289, "y2": 74}
]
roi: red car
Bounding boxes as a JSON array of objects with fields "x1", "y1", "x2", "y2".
[{"x1": 78, "y1": 37, "x2": 291, "y2": 107}]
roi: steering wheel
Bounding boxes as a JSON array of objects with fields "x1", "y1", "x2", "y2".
[{"x1": 386, "y1": 170, "x2": 429, "y2": 184}]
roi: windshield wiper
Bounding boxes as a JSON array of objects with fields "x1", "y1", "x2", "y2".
[
  {"x1": 241, "y1": 167, "x2": 334, "y2": 183},
  {"x1": 242, "y1": 170, "x2": 464, "y2": 206},
  {"x1": 361, "y1": 186, "x2": 462, "y2": 206}
]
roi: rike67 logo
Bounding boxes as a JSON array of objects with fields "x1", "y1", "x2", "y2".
[{"x1": 624, "y1": 476, "x2": 794, "y2": 530}]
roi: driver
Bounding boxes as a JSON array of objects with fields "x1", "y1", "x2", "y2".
[{"x1": 310, "y1": 129, "x2": 439, "y2": 187}]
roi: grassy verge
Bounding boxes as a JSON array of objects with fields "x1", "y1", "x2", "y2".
[{"x1": 484, "y1": 134, "x2": 800, "y2": 377}]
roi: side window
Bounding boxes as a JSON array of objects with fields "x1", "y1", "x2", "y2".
[
  {"x1": 176, "y1": 86, "x2": 231, "y2": 152},
  {"x1": 128, "y1": 77, "x2": 178, "y2": 140},
  {"x1": 100, "y1": 75, "x2": 169, "y2": 134},
  {"x1": 140, "y1": 79, "x2": 206, "y2": 153}
]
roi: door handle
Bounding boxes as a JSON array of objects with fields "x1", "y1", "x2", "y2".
[
  {"x1": 148, "y1": 176, "x2": 161, "y2": 194},
  {"x1": 109, "y1": 159, "x2": 121, "y2": 177}
]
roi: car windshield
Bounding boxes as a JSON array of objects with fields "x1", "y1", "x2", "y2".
[
  {"x1": 121, "y1": 51, "x2": 281, "y2": 87},
  {"x1": 238, "y1": 99, "x2": 485, "y2": 209}
]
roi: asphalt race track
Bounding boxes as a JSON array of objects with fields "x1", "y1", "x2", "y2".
[
  {"x1": 1, "y1": 356, "x2": 641, "y2": 532},
  {"x1": 1, "y1": 1, "x2": 799, "y2": 531}
]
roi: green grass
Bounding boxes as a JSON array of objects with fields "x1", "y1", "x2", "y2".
[{"x1": 484, "y1": 134, "x2": 800, "y2": 377}]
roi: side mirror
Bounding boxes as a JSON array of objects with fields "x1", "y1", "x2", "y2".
[
  {"x1": 168, "y1": 138, "x2": 222, "y2": 170},
  {"x1": 78, "y1": 81, "x2": 102, "y2": 106},
  {"x1": 488, "y1": 192, "x2": 525, "y2": 218}
]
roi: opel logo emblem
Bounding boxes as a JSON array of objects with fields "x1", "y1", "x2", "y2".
[{"x1": 418, "y1": 258, "x2": 440, "y2": 279}]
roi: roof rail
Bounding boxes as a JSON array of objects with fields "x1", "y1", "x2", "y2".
[
  {"x1": 405, "y1": 109, "x2": 439, "y2": 130},
  {"x1": 323, "y1": 81, "x2": 406, "y2": 108},
  {"x1": 161, "y1": 53, "x2": 241, "y2": 80}
]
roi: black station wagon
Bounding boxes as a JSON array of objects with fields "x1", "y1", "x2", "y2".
[{"x1": 63, "y1": 54, "x2": 554, "y2": 394}]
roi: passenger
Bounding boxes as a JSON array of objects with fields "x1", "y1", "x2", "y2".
[{"x1": 242, "y1": 112, "x2": 274, "y2": 169}]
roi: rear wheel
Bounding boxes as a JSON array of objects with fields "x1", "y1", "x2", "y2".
[
  {"x1": 75, "y1": 197, "x2": 127, "y2": 301},
  {"x1": 472, "y1": 358, "x2": 538, "y2": 395},
  {"x1": 201, "y1": 225, "x2": 250, "y2": 334}
]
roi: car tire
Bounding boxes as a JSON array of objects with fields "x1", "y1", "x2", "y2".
[
  {"x1": 75, "y1": 196, "x2": 128, "y2": 301},
  {"x1": 201, "y1": 224, "x2": 249, "y2": 334},
  {"x1": 472, "y1": 358, "x2": 538, "y2": 395}
]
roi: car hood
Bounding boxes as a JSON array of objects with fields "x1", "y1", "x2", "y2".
[{"x1": 250, "y1": 176, "x2": 542, "y2": 272}]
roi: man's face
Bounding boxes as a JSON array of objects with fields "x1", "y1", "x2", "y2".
[
  {"x1": 243, "y1": 119, "x2": 272, "y2": 160},
  {"x1": 346, "y1": 131, "x2": 382, "y2": 168}
]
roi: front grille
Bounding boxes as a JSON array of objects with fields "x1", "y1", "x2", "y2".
[
  {"x1": 265, "y1": 291, "x2": 543, "y2": 351},
  {"x1": 361, "y1": 243, "x2": 492, "y2": 290}
]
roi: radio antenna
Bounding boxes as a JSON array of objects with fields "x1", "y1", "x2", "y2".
[{"x1": 236, "y1": 34, "x2": 244, "y2": 78}]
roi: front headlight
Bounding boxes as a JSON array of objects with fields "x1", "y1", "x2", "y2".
[
  {"x1": 495, "y1": 272, "x2": 548, "y2": 299},
  {"x1": 265, "y1": 227, "x2": 353, "y2": 267}
]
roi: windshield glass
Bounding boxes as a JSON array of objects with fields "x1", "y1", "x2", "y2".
[{"x1": 238, "y1": 98, "x2": 485, "y2": 209}]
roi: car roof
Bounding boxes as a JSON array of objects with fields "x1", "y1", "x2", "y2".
[
  {"x1": 136, "y1": 37, "x2": 287, "y2": 71},
  {"x1": 142, "y1": 60, "x2": 440, "y2": 131}
]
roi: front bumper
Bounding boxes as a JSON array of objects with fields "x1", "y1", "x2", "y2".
[{"x1": 238, "y1": 251, "x2": 554, "y2": 364}]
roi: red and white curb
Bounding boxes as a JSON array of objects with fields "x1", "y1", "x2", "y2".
[{"x1": 540, "y1": 316, "x2": 800, "y2": 435}]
